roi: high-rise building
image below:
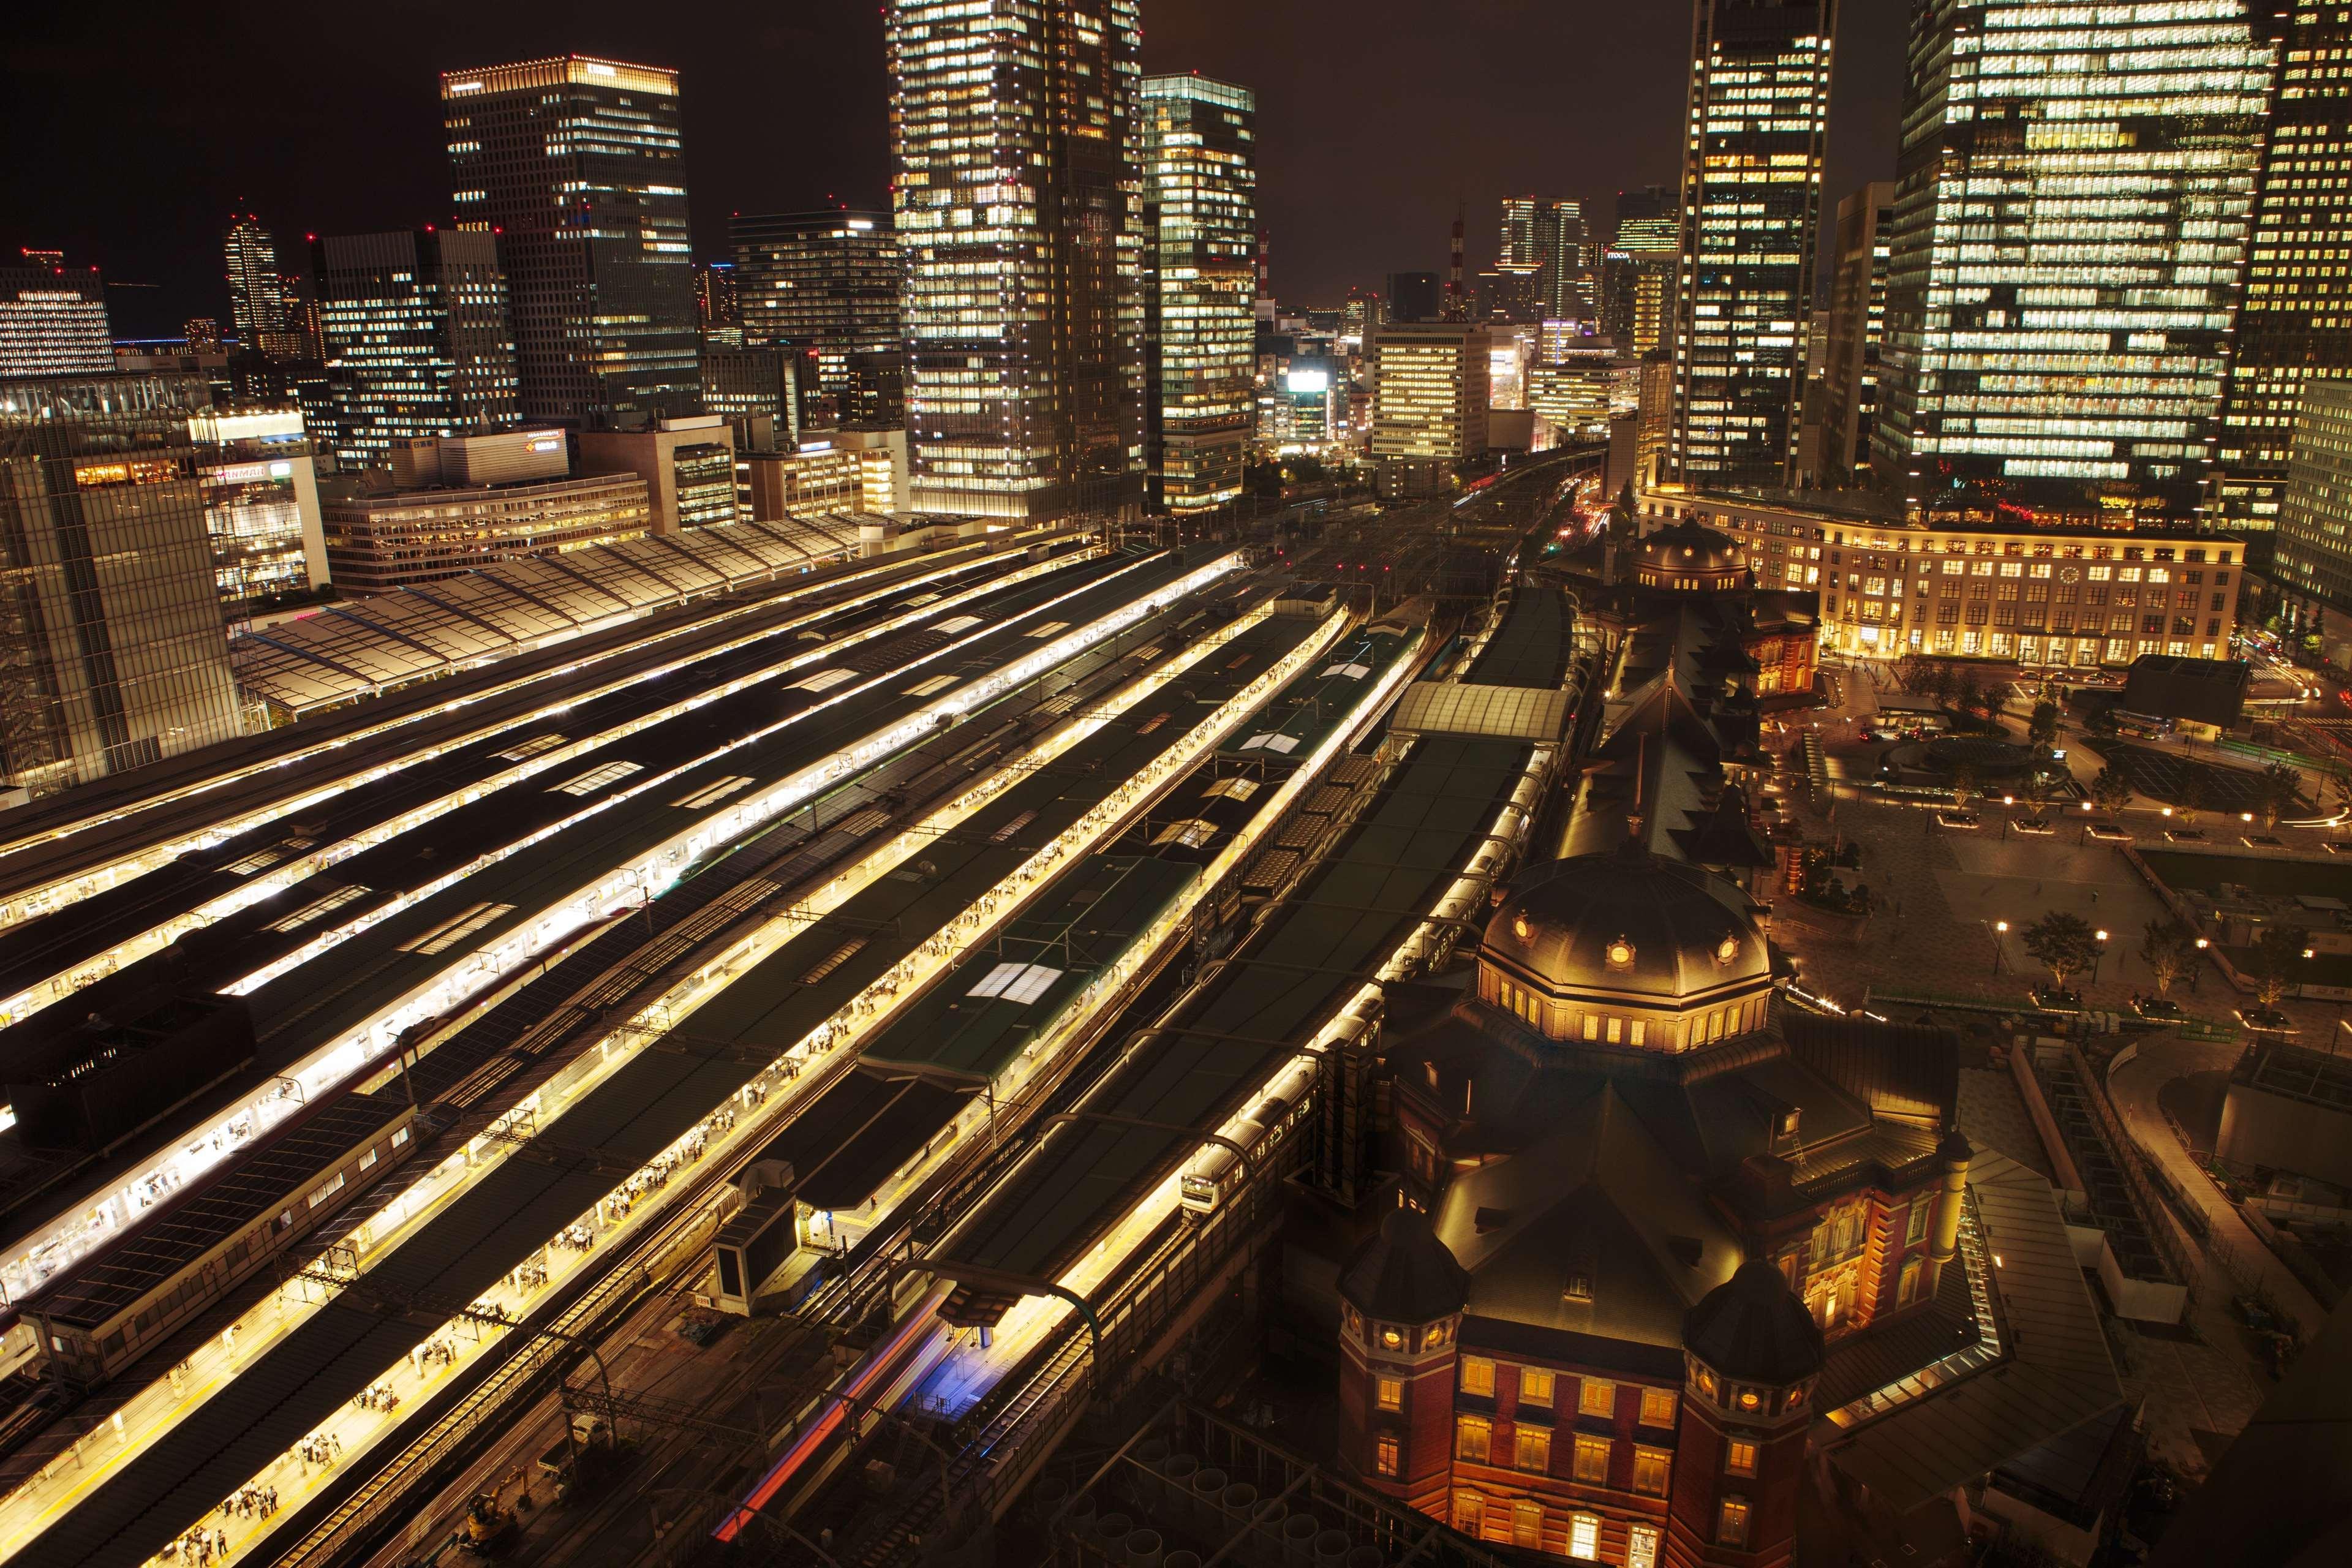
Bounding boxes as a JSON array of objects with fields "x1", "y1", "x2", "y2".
[
  {"x1": 1874, "y1": 0, "x2": 2273, "y2": 519},
  {"x1": 695, "y1": 261, "x2": 743, "y2": 348},
  {"x1": 1496, "y1": 197, "x2": 1591, "y2": 326},
  {"x1": 2212, "y1": 7, "x2": 2352, "y2": 562},
  {"x1": 0, "y1": 372, "x2": 249, "y2": 796},
  {"x1": 2274, "y1": 378, "x2": 2352, "y2": 622},
  {"x1": 1370, "y1": 320, "x2": 1489, "y2": 497},
  {"x1": 442, "y1": 55, "x2": 701, "y2": 427},
  {"x1": 183, "y1": 318, "x2": 222, "y2": 354},
  {"x1": 1536, "y1": 200, "x2": 1590, "y2": 325},
  {"x1": 0, "y1": 255, "x2": 112, "y2": 375},
  {"x1": 311, "y1": 228, "x2": 519, "y2": 470},
  {"x1": 1610, "y1": 185, "x2": 1678, "y2": 357},
  {"x1": 1670, "y1": 0, "x2": 1836, "y2": 491},
  {"x1": 730, "y1": 212, "x2": 902, "y2": 428},
  {"x1": 1140, "y1": 73, "x2": 1257, "y2": 516},
  {"x1": 222, "y1": 216, "x2": 301, "y2": 360},
  {"x1": 1818, "y1": 181, "x2": 1892, "y2": 486},
  {"x1": 887, "y1": 0, "x2": 1146, "y2": 522}
]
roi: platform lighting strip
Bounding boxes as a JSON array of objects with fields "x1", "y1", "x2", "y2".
[
  {"x1": 717, "y1": 620, "x2": 1429, "y2": 1534},
  {"x1": 0, "y1": 540, "x2": 1037, "y2": 940},
  {"x1": 1, "y1": 581, "x2": 1306, "y2": 1568},
  {"x1": 0, "y1": 550, "x2": 1086, "y2": 1032},
  {"x1": 0, "y1": 551, "x2": 1210, "y2": 1314}
]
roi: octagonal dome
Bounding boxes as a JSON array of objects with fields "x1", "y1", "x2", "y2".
[
  {"x1": 1632, "y1": 518, "x2": 1747, "y2": 590},
  {"x1": 1483, "y1": 843, "x2": 1770, "y2": 1008}
]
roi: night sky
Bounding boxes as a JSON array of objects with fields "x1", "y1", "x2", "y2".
[{"x1": 3, "y1": 1, "x2": 1907, "y2": 339}]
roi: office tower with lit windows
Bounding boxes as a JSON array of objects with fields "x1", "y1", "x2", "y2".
[
  {"x1": 0, "y1": 372, "x2": 249, "y2": 796},
  {"x1": 1819, "y1": 181, "x2": 1891, "y2": 486},
  {"x1": 1370, "y1": 320, "x2": 1488, "y2": 497},
  {"x1": 887, "y1": 0, "x2": 1146, "y2": 522},
  {"x1": 731, "y1": 211, "x2": 903, "y2": 428},
  {"x1": 1497, "y1": 197, "x2": 1590, "y2": 326},
  {"x1": 2212, "y1": 7, "x2": 2352, "y2": 562},
  {"x1": 1670, "y1": 0, "x2": 1835, "y2": 491},
  {"x1": 442, "y1": 55, "x2": 701, "y2": 428},
  {"x1": 310, "y1": 228, "x2": 519, "y2": 470},
  {"x1": 1141, "y1": 72, "x2": 1257, "y2": 516},
  {"x1": 224, "y1": 216, "x2": 303, "y2": 360},
  {"x1": 1873, "y1": 0, "x2": 2272, "y2": 519},
  {"x1": 1608, "y1": 185, "x2": 1678, "y2": 356},
  {"x1": 0, "y1": 256, "x2": 112, "y2": 375}
]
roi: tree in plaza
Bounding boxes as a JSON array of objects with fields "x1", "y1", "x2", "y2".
[
  {"x1": 1950, "y1": 764, "x2": 1981, "y2": 810},
  {"x1": 2139, "y1": 918, "x2": 2201, "y2": 997},
  {"x1": 2090, "y1": 766, "x2": 2133, "y2": 816},
  {"x1": 1926, "y1": 662, "x2": 1955, "y2": 705},
  {"x1": 2258, "y1": 761, "x2": 2302, "y2": 829},
  {"x1": 2253, "y1": 924, "x2": 2313, "y2": 1010},
  {"x1": 2174, "y1": 774, "x2": 2207, "y2": 826},
  {"x1": 2021, "y1": 911, "x2": 2101, "y2": 993},
  {"x1": 2027, "y1": 700, "x2": 2061, "y2": 753}
]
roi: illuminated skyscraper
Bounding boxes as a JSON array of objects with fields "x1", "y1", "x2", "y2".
[
  {"x1": 887, "y1": 0, "x2": 1146, "y2": 522},
  {"x1": 1670, "y1": 0, "x2": 1834, "y2": 490},
  {"x1": 1873, "y1": 1, "x2": 2273, "y2": 518},
  {"x1": 222, "y1": 216, "x2": 302, "y2": 360},
  {"x1": 1370, "y1": 320, "x2": 1488, "y2": 497},
  {"x1": 311, "y1": 228, "x2": 519, "y2": 469},
  {"x1": 0, "y1": 255, "x2": 111, "y2": 375},
  {"x1": 1141, "y1": 72, "x2": 1256, "y2": 516},
  {"x1": 1819, "y1": 181, "x2": 1891, "y2": 485},
  {"x1": 730, "y1": 211, "x2": 903, "y2": 427},
  {"x1": 2212, "y1": 7, "x2": 2352, "y2": 561},
  {"x1": 1608, "y1": 184, "x2": 1678, "y2": 357},
  {"x1": 441, "y1": 55, "x2": 700, "y2": 428}
]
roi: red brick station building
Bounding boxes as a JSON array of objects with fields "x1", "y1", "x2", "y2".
[{"x1": 1306, "y1": 826, "x2": 2133, "y2": 1568}]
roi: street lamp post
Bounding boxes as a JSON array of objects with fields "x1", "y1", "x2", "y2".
[
  {"x1": 2092, "y1": 929, "x2": 2110, "y2": 985},
  {"x1": 1988, "y1": 919, "x2": 2010, "y2": 975},
  {"x1": 2193, "y1": 935, "x2": 2209, "y2": 993}
]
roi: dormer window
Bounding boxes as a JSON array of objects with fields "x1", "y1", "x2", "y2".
[
  {"x1": 1563, "y1": 1271, "x2": 1594, "y2": 1302},
  {"x1": 1777, "y1": 1109, "x2": 1800, "y2": 1139}
]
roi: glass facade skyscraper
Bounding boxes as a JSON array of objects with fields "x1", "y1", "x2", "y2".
[
  {"x1": 2212, "y1": 7, "x2": 2352, "y2": 561},
  {"x1": 311, "y1": 228, "x2": 519, "y2": 470},
  {"x1": 1670, "y1": 0, "x2": 1835, "y2": 491},
  {"x1": 0, "y1": 372, "x2": 248, "y2": 796},
  {"x1": 1872, "y1": 0, "x2": 2275, "y2": 519},
  {"x1": 442, "y1": 55, "x2": 701, "y2": 428},
  {"x1": 729, "y1": 211, "x2": 904, "y2": 428},
  {"x1": 222, "y1": 216, "x2": 303, "y2": 360},
  {"x1": 888, "y1": 0, "x2": 1145, "y2": 522},
  {"x1": 1142, "y1": 73, "x2": 1257, "y2": 516}
]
